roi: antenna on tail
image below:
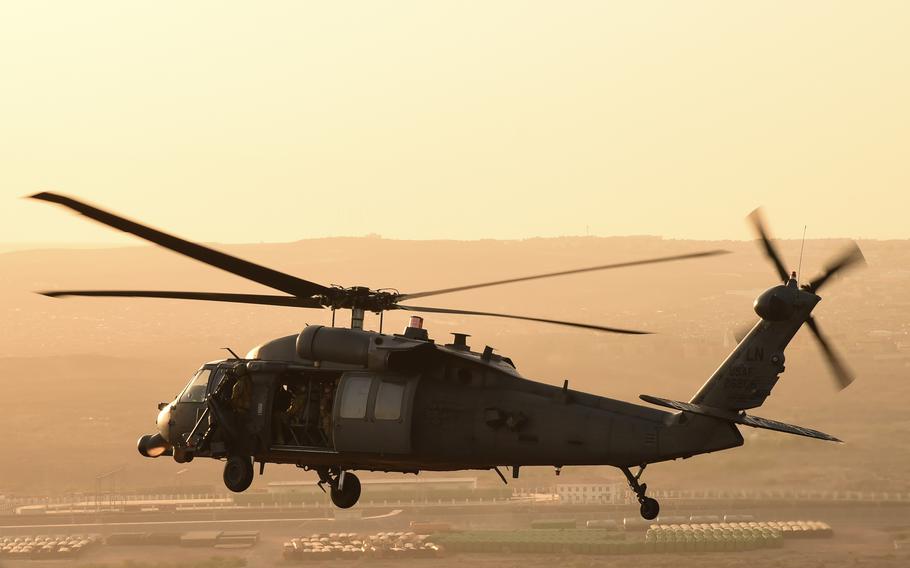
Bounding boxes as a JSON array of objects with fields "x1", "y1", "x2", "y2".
[{"x1": 796, "y1": 225, "x2": 807, "y2": 282}]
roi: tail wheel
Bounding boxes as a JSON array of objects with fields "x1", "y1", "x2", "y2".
[
  {"x1": 330, "y1": 472, "x2": 361, "y2": 509},
  {"x1": 223, "y1": 456, "x2": 254, "y2": 492}
]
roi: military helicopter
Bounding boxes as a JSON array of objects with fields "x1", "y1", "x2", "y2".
[{"x1": 31, "y1": 193, "x2": 864, "y2": 519}]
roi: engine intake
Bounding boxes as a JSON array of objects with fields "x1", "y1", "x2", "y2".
[
  {"x1": 297, "y1": 325, "x2": 372, "y2": 366},
  {"x1": 296, "y1": 325, "x2": 435, "y2": 370}
]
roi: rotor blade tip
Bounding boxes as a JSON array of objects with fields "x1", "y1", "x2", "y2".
[
  {"x1": 853, "y1": 244, "x2": 867, "y2": 265},
  {"x1": 36, "y1": 291, "x2": 62, "y2": 298},
  {"x1": 28, "y1": 192, "x2": 70, "y2": 206}
]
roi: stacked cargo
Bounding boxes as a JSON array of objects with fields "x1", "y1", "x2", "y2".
[
  {"x1": 530, "y1": 519, "x2": 577, "y2": 529},
  {"x1": 0, "y1": 534, "x2": 102, "y2": 559},
  {"x1": 622, "y1": 517, "x2": 652, "y2": 531},
  {"x1": 282, "y1": 532, "x2": 442, "y2": 561},
  {"x1": 436, "y1": 520, "x2": 832, "y2": 556},
  {"x1": 106, "y1": 531, "x2": 259, "y2": 549},
  {"x1": 764, "y1": 521, "x2": 833, "y2": 538},
  {"x1": 106, "y1": 533, "x2": 151, "y2": 546},
  {"x1": 363, "y1": 531, "x2": 443, "y2": 557},
  {"x1": 216, "y1": 531, "x2": 260, "y2": 549},
  {"x1": 409, "y1": 521, "x2": 452, "y2": 534},
  {"x1": 436, "y1": 529, "x2": 632, "y2": 554},
  {"x1": 585, "y1": 520, "x2": 620, "y2": 531},
  {"x1": 180, "y1": 531, "x2": 223, "y2": 548},
  {"x1": 143, "y1": 533, "x2": 184, "y2": 546},
  {"x1": 645, "y1": 522, "x2": 784, "y2": 552}
]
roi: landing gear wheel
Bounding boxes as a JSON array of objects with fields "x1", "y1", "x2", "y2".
[
  {"x1": 329, "y1": 472, "x2": 361, "y2": 509},
  {"x1": 223, "y1": 456, "x2": 254, "y2": 492},
  {"x1": 640, "y1": 496, "x2": 660, "y2": 520},
  {"x1": 620, "y1": 464, "x2": 661, "y2": 521}
]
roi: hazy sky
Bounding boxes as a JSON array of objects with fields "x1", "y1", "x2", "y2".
[{"x1": 2, "y1": 1, "x2": 908, "y2": 245}]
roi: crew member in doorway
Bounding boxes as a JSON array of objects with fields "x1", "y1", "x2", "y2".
[
  {"x1": 230, "y1": 365, "x2": 252, "y2": 413},
  {"x1": 271, "y1": 385, "x2": 293, "y2": 445},
  {"x1": 319, "y1": 380, "x2": 335, "y2": 444},
  {"x1": 286, "y1": 386, "x2": 308, "y2": 421}
]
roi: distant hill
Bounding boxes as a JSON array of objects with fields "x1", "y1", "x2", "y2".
[{"x1": 0, "y1": 242, "x2": 135, "y2": 253}]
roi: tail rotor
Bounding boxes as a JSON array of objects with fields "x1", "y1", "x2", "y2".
[{"x1": 747, "y1": 208, "x2": 865, "y2": 390}]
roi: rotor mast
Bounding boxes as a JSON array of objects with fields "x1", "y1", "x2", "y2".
[{"x1": 350, "y1": 307, "x2": 365, "y2": 330}]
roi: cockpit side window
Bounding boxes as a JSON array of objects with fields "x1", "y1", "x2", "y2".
[
  {"x1": 206, "y1": 368, "x2": 226, "y2": 395},
  {"x1": 179, "y1": 369, "x2": 212, "y2": 403}
]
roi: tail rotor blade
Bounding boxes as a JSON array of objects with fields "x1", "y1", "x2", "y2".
[
  {"x1": 747, "y1": 208, "x2": 790, "y2": 283},
  {"x1": 807, "y1": 242, "x2": 866, "y2": 293},
  {"x1": 805, "y1": 316, "x2": 855, "y2": 390}
]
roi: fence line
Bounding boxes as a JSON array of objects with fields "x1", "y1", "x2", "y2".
[{"x1": 3, "y1": 486, "x2": 910, "y2": 515}]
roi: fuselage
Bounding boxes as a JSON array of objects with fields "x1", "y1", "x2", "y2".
[{"x1": 146, "y1": 327, "x2": 743, "y2": 474}]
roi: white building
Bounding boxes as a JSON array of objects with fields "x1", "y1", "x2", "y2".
[{"x1": 556, "y1": 482, "x2": 624, "y2": 504}]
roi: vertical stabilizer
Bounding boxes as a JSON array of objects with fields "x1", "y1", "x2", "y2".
[{"x1": 690, "y1": 284, "x2": 819, "y2": 411}]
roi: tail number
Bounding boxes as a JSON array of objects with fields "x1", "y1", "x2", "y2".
[{"x1": 725, "y1": 365, "x2": 754, "y2": 391}]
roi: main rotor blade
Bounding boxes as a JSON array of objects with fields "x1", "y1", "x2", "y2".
[
  {"x1": 29, "y1": 192, "x2": 332, "y2": 299},
  {"x1": 399, "y1": 250, "x2": 730, "y2": 301},
  {"x1": 395, "y1": 303, "x2": 650, "y2": 334},
  {"x1": 747, "y1": 208, "x2": 789, "y2": 283},
  {"x1": 39, "y1": 290, "x2": 326, "y2": 308},
  {"x1": 805, "y1": 316, "x2": 855, "y2": 390},
  {"x1": 807, "y1": 242, "x2": 866, "y2": 293}
]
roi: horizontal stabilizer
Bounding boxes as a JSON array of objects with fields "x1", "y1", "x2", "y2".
[{"x1": 639, "y1": 395, "x2": 842, "y2": 443}]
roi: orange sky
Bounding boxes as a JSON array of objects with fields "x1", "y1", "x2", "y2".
[{"x1": 2, "y1": 1, "x2": 909, "y2": 245}]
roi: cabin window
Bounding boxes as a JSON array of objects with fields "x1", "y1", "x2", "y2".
[
  {"x1": 179, "y1": 369, "x2": 211, "y2": 403},
  {"x1": 374, "y1": 380, "x2": 405, "y2": 420},
  {"x1": 339, "y1": 375, "x2": 373, "y2": 419}
]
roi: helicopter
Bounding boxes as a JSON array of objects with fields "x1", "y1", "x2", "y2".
[{"x1": 31, "y1": 193, "x2": 865, "y2": 519}]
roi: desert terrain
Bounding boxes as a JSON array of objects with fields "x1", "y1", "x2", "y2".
[{"x1": 1, "y1": 236, "x2": 908, "y2": 567}]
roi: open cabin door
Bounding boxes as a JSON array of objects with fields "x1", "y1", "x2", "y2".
[{"x1": 333, "y1": 372, "x2": 418, "y2": 455}]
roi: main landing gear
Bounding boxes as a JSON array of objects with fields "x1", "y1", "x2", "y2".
[
  {"x1": 621, "y1": 464, "x2": 660, "y2": 520},
  {"x1": 317, "y1": 467, "x2": 361, "y2": 509},
  {"x1": 223, "y1": 456, "x2": 254, "y2": 493}
]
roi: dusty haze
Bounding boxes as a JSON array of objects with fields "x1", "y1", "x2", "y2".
[
  {"x1": 1, "y1": 235, "x2": 907, "y2": 496},
  {"x1": 3, "y1": 3, "x2": 910, "y2": 566}
]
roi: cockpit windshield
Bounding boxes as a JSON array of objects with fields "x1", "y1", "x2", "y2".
[{"x1": 179, "y1": 369, "x2": 212, "y2": 403}]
